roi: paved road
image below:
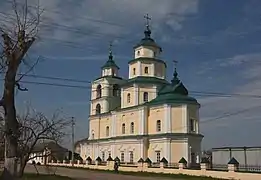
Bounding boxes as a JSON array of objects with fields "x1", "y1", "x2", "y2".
[{"x1": 25, "y1": 165, "x2": 180, "y2": 180}]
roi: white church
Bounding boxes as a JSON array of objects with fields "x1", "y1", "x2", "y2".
[{"x1": 75, "y1": 16, "x2": 203, "y2": 164}]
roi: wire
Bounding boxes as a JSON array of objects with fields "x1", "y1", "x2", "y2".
[
  {"x1": 0, "y1": 77, "x2": 259, "y2": 101},
  {"x1": 10, "y1": 73, "x2": 261, "y2": 99},
  {"x1": 201, "y1": 105, "x2": 261, "y2": 124},
  {"x1": 3, "y1": 0, "x2": 125, "y2": 28}
]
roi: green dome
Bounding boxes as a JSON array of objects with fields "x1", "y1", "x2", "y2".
[
  {"x1": 147, "y1": 68, "x2": 198, "y2": 106},
  {"x1": 133, "y1": 26, "x2": 162, "y2": 51},
  {"x1": 101, "y1": 52, "x2": 119, "y2": 69}
]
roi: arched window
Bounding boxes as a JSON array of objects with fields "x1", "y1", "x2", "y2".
[
  {"x1": 156, "y1": 120, "x2": 161, "y2": 132},
  {"x1": 95, "y1": 104, "x2": 101, "y2": 115},
  {"x1": 113, "y1": 84, "x2": 120, "y2": 97},
  {"x1": 122, "y1": 123, "x2": 125, "y2": 134},
  {"x1": 137, "y1": 51, "x2": 140, "y2": 56},
  {"x1": 144, "y1": 67, "x2": 149, "y2": 74},
  {"x1": 133, "y1": 68, "x2": 136, "y2": 75},
  {"x1": 96, "y1": 84, "x2": 102, "y2": 98},
  {"x1": 127, "y1": 93, "x2": 131, "y2": 103},
  {"x1": 106, "y1": 126, "x2": 109, "y2": 137},
  {"x1": 130, "y1": 122, "x2": 134, "y2": 134},
  {"x1": 143, "y1": 92, "x2": 148, "y2": 102}
]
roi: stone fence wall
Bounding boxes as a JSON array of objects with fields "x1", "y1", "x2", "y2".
[{"x1": 47, "y1": 157, "x2": 261, "y2": 180}]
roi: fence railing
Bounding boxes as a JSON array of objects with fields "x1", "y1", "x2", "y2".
[{"x1": 238, "y1": 165, "x2": 261, "y2": 173}]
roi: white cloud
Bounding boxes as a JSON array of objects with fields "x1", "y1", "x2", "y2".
[
  {"x1": 198, "y1": 52, "x2": 261, "y2": 148},
  {"x1": 32, "y1": 0, "x2": 199, "y2": 43}
]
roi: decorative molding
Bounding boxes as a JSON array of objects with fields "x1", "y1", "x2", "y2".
[{"x1": 121, "y1": 88, "x2": 124, "y2": 106}]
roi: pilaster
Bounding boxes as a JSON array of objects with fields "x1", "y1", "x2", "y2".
[
  {"x1": 151, "y1": 63, "x2": 155, "y2": 76},
  {"x1": 134, "y1": 84, "x2": 139, "y2": 105},
  {"x1": 164, "y1": 105, "x2": 171, "y2": 133},
  {"x1": 182, "y1": 105, "x2": 188, "y2": 133},
  {"x1": 121, "y1": 88, "x2": 124, "y2": 107},
  {"x1": 137, "y1": 61, "x2": 141, "y2": 76},
  {"x1": 111, "y1": 112, "x2": 116, "y2": 137}
]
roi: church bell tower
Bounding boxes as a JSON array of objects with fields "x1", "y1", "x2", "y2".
[{"x1": 89, "y1": 43, "x2": 125, "y2": 116}]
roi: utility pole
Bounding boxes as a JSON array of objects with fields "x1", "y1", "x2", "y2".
[{"x1": 71, "y1": 117, "x2": 75, "y2": 166}]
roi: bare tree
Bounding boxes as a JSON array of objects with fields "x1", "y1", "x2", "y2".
[
  {"x1": 16, "y1": 107, "x2": 70, "y2": 177},
  {"x1": 0, "y1": 0, "x2": 42, "y2": 179}
]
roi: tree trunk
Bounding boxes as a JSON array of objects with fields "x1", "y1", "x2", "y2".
[
  {"x1": 0, "y1": 64, "x2": 19, "y2": 180},
  {"x1": 17, "y1": 157, "x2": 27, "y2": 178}
]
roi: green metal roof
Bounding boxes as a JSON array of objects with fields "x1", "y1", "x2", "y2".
[
  {"x1": 101, "y1": 53, "x2": 119, "y2": 69},
  {"x1": 128, "y1": 57, "x2": 167, "y2": 67},
  {"x1": 121, "y1": 76, "x2": 169, "y2": 87},
  {"x1": 146, "y1": 68, "x2": 199, "y2": 106},
  {"x1": 133, "y1": 27, "x2": 162, "y2": 51}
]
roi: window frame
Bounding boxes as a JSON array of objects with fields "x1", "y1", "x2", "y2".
[
  {"x1": 190, "y1": 119, "x2": 196, "y2": 132},
  {"x1": 96, "y1": 84, "x2": 102, "y2": 98},
  {"x1": 144, "y1": 66, "x2": 149, "y2": 74},
  {"x1": 112, "y1": 84, "x2": 120, "y2": 97},
  {"x1": 156, "y1": 120, "x2": 161, "y2": 132},
  {"x1": 106, "y1": 126, "x2": 109, "y2": 137},
  {"x1": 129, "y1": 151, "x2": 134, "y2": 163},
  {"x1": 130, "y1": 122, "x2": 134, "y2": 134},
  {"x1": 102, "y1": 151, "x2": 105, "y2": 162},
  {"x1": 95, "y1": 104, "x2": 101, "y2": 115},
  {"x1": 120, "y1": 152, "x2": 125, "y2": 162},
  {"x1": 156, "y1": 151, "x2": 161, "y2": 163},
  {"x1": 133, "y1": 68, "x2": 136, "y2": 75},
  {"x1": 143, "y1": 92, "x2": 149, "y2": 102},
  {"x1": 127, "y1": 93, "x2": 131, "y2": 103},
  {"x1": 122, "y1": 123, "x2": 126, "y2": 134}
]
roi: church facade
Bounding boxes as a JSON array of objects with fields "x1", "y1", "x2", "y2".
[{"x1": 75, "y1": 22, "x2": 203, "y2": 164}]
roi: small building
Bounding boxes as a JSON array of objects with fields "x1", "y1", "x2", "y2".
[
  {"x1": 28, "y1": 141, "x2": 68, "y2": 165},
  {"x1": 212, "y1": 146, "x2": 261, "y2": 166}
]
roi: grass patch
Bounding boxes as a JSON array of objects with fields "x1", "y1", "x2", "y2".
[
  {"x1": 48, "y1": 165, "x2": 225, "y2": 179},
  {"x1": 22, "y1": 173, "x2": 73, "y2": 180}
]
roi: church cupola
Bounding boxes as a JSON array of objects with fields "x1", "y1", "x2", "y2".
[
  {"x1": 133, "y1": 14, "x2": 162, "y2": 59},
  {"x1": 147, "y1": 61, "x2": 199, "y2": 106},
  {"x1": 101, "y1": 43, "x2": 119, "y2": 77},
  {"x1": 127, "y1": 14, "x2": 166, "y2": 80}
]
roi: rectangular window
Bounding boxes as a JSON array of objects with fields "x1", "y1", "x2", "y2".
[
  {"x1": 129, "y1": 151, "x2": 134, "y2": 163},
  {"x1": 156, "y1": 120, "x2": 161, "y2": 132},
  {"x1": 190, "y1": 119, "x2": 196, "y2": 132},
  {"x1": 102, "y1": 152, "x2": 105, "y2": 162},
  {"x1": 120, "y1": 152, "x2": 125, "y2": 162},
  {"x1": 156, "y1": 151, "x2": 161, "y2": 163}
]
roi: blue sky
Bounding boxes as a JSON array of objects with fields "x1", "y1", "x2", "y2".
[{"x1": 1, "y1": 0, "x2": 261, "y2": 150}]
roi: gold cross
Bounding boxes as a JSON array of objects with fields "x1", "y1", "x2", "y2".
[
  {"x1": 109, "y1": 41, "x2": 113, "y2": 53},
  {"x1": 173, "y1": 60, "x2": 178, "y2": 68},
  {"x1": 144, "y1": 13, "x2": 151, "y2": 27}
]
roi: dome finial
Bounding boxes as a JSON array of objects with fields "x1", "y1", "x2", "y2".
[
  {"x1": 108, "y1": 41, "x2": 113, "y2": 60},
  {"x1": 144, "y1": 13, "x2": 152, "y2": 38},
  {"x1": 171, "y1": 60, "x2": 180, "y2": 84}
]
